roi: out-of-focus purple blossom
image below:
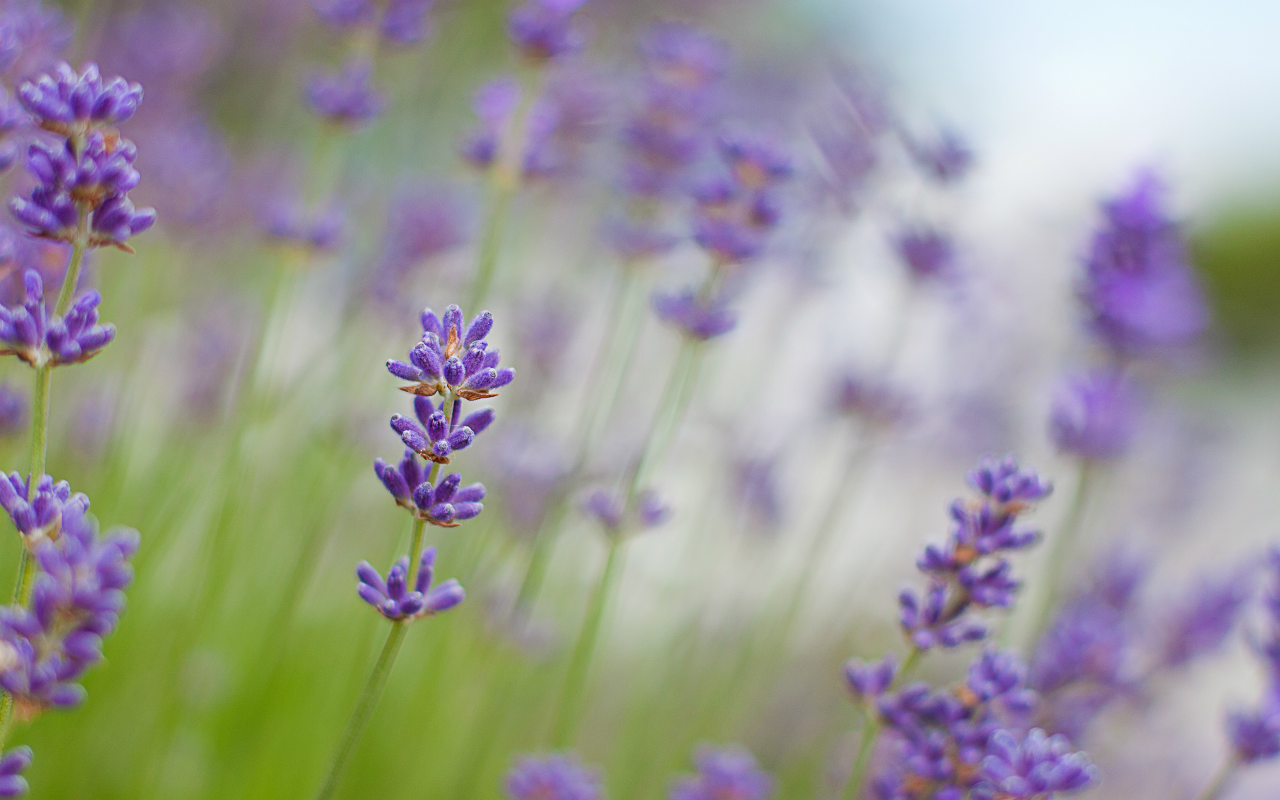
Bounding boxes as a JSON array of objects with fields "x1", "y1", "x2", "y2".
[
  {"x1": 905, "y1": 129, "x2": 974, "y2": 185},
  {"x1": 604, "y1": 218, "x2": 678, "y2": 261},
  {"x1": 831, "y1": 371, "x2": 910, "y2": 425},
  {"x1": 966, "y1": 649, "x2": 1037, "y2": 711},
  {"x1": 717, "y1": 128, "x2": 793, "y2": 190},
  {"x1": 505, "y1": 752, "x2": 603, "y2": 800},
  {"x1": 381, "y1": 0, "x2": 436, "y2": 45},
  {"x1": 305, "y1": 59, "x2": 384, "y2": 124},
  {"x1": 640, "y1": 22, "x2": 728, "y2": 91},
  {"x1": 133, "y1": 115, "x2": 231, "y2": 227},
  {"x1": 374, "y1": 448, "x2": 486, "y2": 527},
  {"x1": 893, "y1": 226, "x2": 954, "y2": 282},
  {"x1": 1081, "y1": 171, "x2": 1208, "y2": 357},
  {"x1": 486, "y1": 427, "x2": 570, "y2": 535},
  {"x1": 731, "y1": 456, "x2": 782, "y2": 530},
  {"x1": 461, "y1": 78, "x2": 520, "y2": 169},
  {"x1": 506, "y1": 0, "x2": 589, "y2": 63},
  {"x1": 668, "y1": 744, "x2": 773, "y2": 800},
  {"x1": 0, "y1": 472, "x2": 82, "y2": 544},
  {"x1": 356, "y1": 547, "x2": 464, "y2": 621},
  {"x1": 372, "y1": 187, "x2": 467, "y2": 301},
  {"x1": 0, "y1": 507, "x2": 138, "y2": 717},
  {"x1": 845, "y1": 654, "x2": 896, "y2": 701},
  {"x1": 16, "y1": 62, "x2": 141, "y2": 134},
  {"x1": 966, "y1": 455, "x2": 1053, "y2": 510},
  {"x1": 811, "y1": 109, "x2": 878, "y2": 208},
  {"x1": 652, "y1": 289, "x2": 736, "y2": 340},
  {"x1": 1049, "y1": 369, "x2": 1139, "y2": 461},
  {"x1": 386, "y1": 305, "x2": 515, "y2": 400},
  {"x1": 0, "y1": 270, "x2": 115, "y2": 368},
  {"x1": 688, "y1": 129, "x2": 791, "y2": 265},
  {"x1": 0, "y1": 747, "x2": 31, "y2": 797},
  {"x1": 0, "y1": 1, "x2": 71, "y2": 80},
  {"x1": 582, "y1": 487, "x2": 669, "y2": 534},
  {"x1": 513, "y1": 296, "x2": 574, "y2": 380},
  {"x1": 0, "y1": 383, "x2": 26, "y2": 436},
  {"x1": 261, "y1": 197, "x2": 344, "y2": 252},
  {"x1": 899, "y1": 583, "x2": 988, "y2": 650},
  {"x1": 972, "y1": 729, "x2": 1095, "y2": 799},
  {"x1": 1157, "y1": 571, "x2": 1251, "y2": 669},
  {"x1": 1228, "y1": 704, "x2": 1280, "y2": 764},
  {"x1": 312, "y1": 0, "x2": 374, "y2": 30},
  {"x1": 102, "y1": 5, "x2": 225, "y2": 102}
]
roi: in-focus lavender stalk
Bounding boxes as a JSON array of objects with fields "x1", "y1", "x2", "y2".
[
  {"x1": 839, "y1": 456, "x2": 1055, "y2": 800},
  {"x1": 0, "y1": 60, "x2": 152, "y2": 795},
  {"x1": 316, "y1": 304, "x2": 509, "y2": 800}
]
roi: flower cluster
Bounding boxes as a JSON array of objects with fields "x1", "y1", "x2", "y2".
[
  {"x1": 0, "y1": 485, "x2": 137, "y2": 717},
  {"x1": 1225, "y1": 547, "x2": 1280, "y2": 765},
  {"x1": 313, "y1": 0, "x2": 436, "y2": 46},
  {"x1": 691, "y1": 129, "x2": 791, "y2": 266},
  {"x1": 504, "y1": 753, "x2": 604, "y2": 800},
  {"x1": 9, "y1": 63, "x2": 155, "y2": 250},
  {"x1": 305, "y1": 60, "x2": 383, "y2": 125},
  {"x1": 1048, "y1": 370, "x2": 1139, "y2": 461},
  {"x1": 668, "y1": 745, "x2": 773, "y2": 800},
  {"x1": 261, "y1": 198, "x2": 345, "y2": 252},
  {"x1": 894, "y1": 227, "x2": 955, "y2": 283},
  {"x1": 356, "y1": 547, "x2": 464, "y2": 621},
  {"x1": 0, "y1": 473, "x2": 85, "y2": 545},
  {"x1": 506, "y1": 0, "x2": 590, "y2": 63},
  {"x1": 0, "y1": 270, "x2": 114, "y2": 368},
  {"x1": 1081, "y1": 171, "x2": 1208, "y2": 357},
  {"x1": 900, "y1": 456, "x2": 1051, "y2": 650},
  {"x1": 581, "y1": 487, "x2": 669, "y2": 536},
  {"x1": 362, "y1": 304, "x2": 511, "y2": 619}
]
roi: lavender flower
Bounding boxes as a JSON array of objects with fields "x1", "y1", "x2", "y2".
[
  {"x1": 312, "y1": 0, "x2": 375, "y2": 30},
  {"x1": 389, "y1": 395, "x2": 494, "y2": 464},
  {"x1": 506, "y1": 0, "x2": 589, "y2": 63},
  {"x1": 0, "y1": 472, "x2": 86, "y2": 544},
  {"x1": 1157, "y1": 571, "x2": 1251, "y2": 669},
  {"x1": 10, "y1": 131, "x2": 156, "y2": 249},
  {"x1": 381, "y1": 0, "x2": 435, "y2": 46},
  {"x1": 652, "y1": 290, "x2": 736, "y2": 340},
  {"x1": 640, "y1": 23, "x2": 728, "y2": 92},
  {"x1": 386, "y1": 305, "x2": 515, "y2": 400},
  {"x1": 831, "y1": 371, "x2": 910, "y2": 425},
  {"x1": 374, "y1": 449, "x2": 485, "y2": 527},
  {"x1": 505, "y1": 753, "x2": 604, "y2": 800},
  {"x1": 894, "y1": 226, "x2": 955, "y2": 282},
  {"x1": 16, "y1": 61, "x2": 141, "y2": 135},
  {"x1": 373, "y1": 187, "x2": 467, "y2": 300},
  {"x1": 0, "y1": 269, "x2": 115, "y2": 367},
  {"x1": 845, "y1": 653, "x2": 897, "y2": 700},
  {"x1": 1223, "y1": 548, "x2": 1280, "y2": 765},
  {"x1": 261, "y1": 198, "x2": 344, "y2": 252},
  {"x1": 356, "y1": 547, "x2": 464, "y2": 621},
  {"x1": 0, "y1": 384, "x2": 25, "y2": 436},
  {"x1": 1081, "y1": 171, "x2": 1208, "y2": 356},
  {"x1": 669, "y1": 745, "x2": 773, "y2": 800},
  {"x1": 305, "y1": 60, "x2": 384, "y2": 125},
  {"x1": 973, "y1": 729, "x2": 1095, "y2": 799},
  {"x1": 0, "y1": 1, "x2": 72, "y2": 79},
  {"x1": 0, "y1": 747, "x2": 31, "y2": 798},
  {"x1": 1048, "y1": 369, "x2": 1139, "y2": 461},
  {"x1": 688, "y1": 129, "x2": 791, "y2": 265},
  {"x1": 582, "y1": 488, "x2": 669, "y2": 534},
  {"x1": 906, "y1": 129, "x2": 974, "y2": 185}
]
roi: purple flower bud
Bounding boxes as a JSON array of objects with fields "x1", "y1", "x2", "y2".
[
  {"x1": 844, "y1": 654, "x2": 896, "y2": 699},
  {"x1": 505, "y1": 752, "x2": 604, "y2": 800},
  {"x1": 305, "y1": 59, "x2": 384, "y2": 125},
  {"x1": 1049, "y1": 369, "x2": 1140, "y2": 461}
]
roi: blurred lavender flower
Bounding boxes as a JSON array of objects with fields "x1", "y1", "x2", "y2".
[
  {"x1": 356, "y1": 547, "x2": 464, "y2": 621},
  {"x1": 381, "y1": 0, "x2": 436, "y2": 45},
  {"x1": 972, "y1": 729, "x2": 1095, "y2": 799},
  {"x1": 133, "y1": 116, "x2": 232, "y2": 227},
  {"x1": 506, "y1": 0, "x2": 590, "y2": 63},
  {"x1": 0, "y1": 472, "x2": 83, "y2": 544},
  {"x1": 844, "y1": 653, "x2": 896, "y2": 701},
  {"x1": 1224, "y1": 548, "x2": 1280, "y2": 765},
  {"x1": 0, "y1": 383, "x2": 25, "y2": 436},
  {"x1": 1081, "y1": 171, "x2": 1208, "y2": 357},
  {"x1": 0, "y1": 507, "x2": 138, "y2": 717},
  {"x1": 1048, "y1": 369, "x2": 1139, "y2": 461},
  {"x1": 905, "y1": 129, "x2": 974, "y2": 185},
  {"x1": 0, "y1": 0, "x2": 71, "y2": 80},
  {"x1": 505, "y1": 752, "x2": 603, "y2": 800},
  {"x1": 731, "y1": 456, "x2": 782, "y2": 531},
  {"x1": 0, "y1": 747, "x2": 30, "y2": 797},
  {"x1": 831, "y1": 371, "x2": 910, "y2": 426},
  {"x1": 487, "y1": 427, "x2": 571, "y2": 535},
  {"x1": 312, "y1": 0, "x2": 375, "y2": 30},
  {"x1": 901, "y1": 456, "x2": 1051, "y2": 650},
  {"x1": 652, "y1": 289, "x2": 736, "y2": 340},
  {"x1": 689, "y1": 128, "x2": 791, "y2": 265},
  {"x1": 669, "y1": 744, "x2": 773, "y2": 800},
  {"x1": 372, "y1": 187, "x2": 467, "y2": 302},
  {"x1": 0, "y1": 270, "x2": 115, "y2": 368},
  {"x1": 374, "y1": 449, "x2": 486, "y2": 526},
  {"x1": 1157, "y1": 570, "x2": 1251, "y2": 669},
  {"x1": 261, "y1": 197, "x2": 344, "y2": 252},
  {"x1": 305, "y1": 59, "x2": 384, "y2": 124},
  {"x1": 582, "y1": 487, "x2": 668, "y2": 534},
  {"x1": 386, "y1": 305, "x2": 515, "y2": 401},
  {"x1": 101, "y1": 5, "x2": 225, "y2": 106},
  {"x1": 1030, "y1": 596, "x2": 1132, "y2": 741},
  {"x1": 894, "y1": 226, "x2": 955, "y2": 283}
]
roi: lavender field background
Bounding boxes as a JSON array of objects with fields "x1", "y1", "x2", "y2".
[{"x1": 0, "y1": 0, "x2": 1275, "y2": 799}]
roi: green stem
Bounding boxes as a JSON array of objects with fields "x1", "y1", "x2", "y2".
[
  {"x1": 0, "y1": 238, "x2": 88, "y2": 747},
  {"x1": 1191, "y1": 757, "x2": 1237, "y2": 800},
  {"x1": 576, "y1": 266, "x2": 647, "y2": 467},
  {"x1": 550, "y1": 535, "x2": 626, "y2": 747},
  {"x1": 840, "y1": 647, "x2": 923, "y2": 800},
  {"x1": 631, "y1": 340, "x2": 702, "y2": 497},
  {"x1": 315, "y1": 621, "x2": 410, "y2": 800},
  {"x1": 406, "y1": 514, "x2": 429, "y2": 585}
]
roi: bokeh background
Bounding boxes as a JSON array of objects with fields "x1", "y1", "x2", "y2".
[{"x1": 0, "y1": 0, "x2": 1276, "y2": 798}]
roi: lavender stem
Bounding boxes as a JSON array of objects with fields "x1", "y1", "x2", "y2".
[
  {"x1": 550, "y1": 535, "x2": 626, "y2": 747},
  {"x1": 840, "y1": 646, "x2": 924, "y2": 800},
  {"x1": 1191, "y1": 757, "x2": 1237, "y2": 800}
]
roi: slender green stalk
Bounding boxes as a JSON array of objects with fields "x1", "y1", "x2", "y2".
[
  {"x1": 1025, "y1": 459, "x2": 1095, "y2": 644},
  {"x1": 315, "y1": 620, "x2": 411, "y2": 800},
  {"x1": 1191, "y1": 757, "x2": 1237, "y2": 800},
  {"x1": 631, "y1": 340, "x2": 702, "y2": 496},
  {"x1": 840, "y1": 647, "x2": 924, "y2": 800},
  {"x1": 550, "y1": 535, "x2": 626, "y2": 747},
  {"x1": 467, "y1": 69, "x2": 542, "y2": 310},
  {"x1": 576, "y1": 266, "x2": 647, "y2": 467}
]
